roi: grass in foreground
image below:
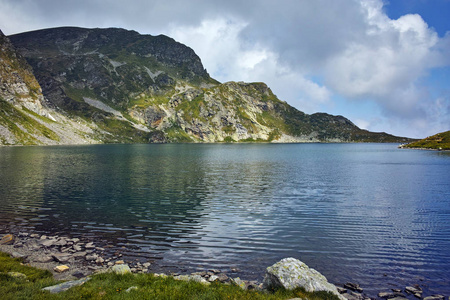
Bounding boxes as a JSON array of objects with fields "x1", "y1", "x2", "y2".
[{"x1": 0, "y1": 251, "x2": 340, "y2": 300}]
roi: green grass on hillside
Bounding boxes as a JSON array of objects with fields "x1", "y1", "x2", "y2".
[
  {"x1": 403, "y1": 130, "x2": 450, "y2": 150},
  {"x1": 0, "y1": 99, "x2": 60, "y2": 145},
  {"x1": 0, "y1": 251, "x2": 340, "y2": 300}
]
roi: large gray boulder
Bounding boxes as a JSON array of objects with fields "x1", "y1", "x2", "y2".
[{"x1": 263, "y1": 258, "x2": 345, "y2": 300}]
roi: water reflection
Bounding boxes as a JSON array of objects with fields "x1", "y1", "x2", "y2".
[{"x1": 0, "y1": 144, "x2": 449, "y2": 296}]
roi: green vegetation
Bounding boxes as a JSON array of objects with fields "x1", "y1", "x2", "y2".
[
  {"x1": 0, "y1": 251, "x2": 339, "y2": 300},
  {"x1": 96, "y1": 118, "x2": 151, "y2": 144},
  {"x1": 130, "y1": 94, "x2": 172, "y2": 108},
  {"x1": 223, "y1": 136, "x2": 235, "y2": 143},
  {"x1": 238, "y1": 137, "x2": 267, "y2": 143},
  {"x1": 0, "y1": 99, "x2": 60, "y2": 144},
  {"x1": 402, "y1": 131, "x2": 450, "y2": 150},
  {"x1": 165, "y1": 124, "x2": 194, "y2": 142},
  {"x1": 21, "y1": 106, "x2": 55, "y2": 124},
  {"x1": 177, "y1": 93, "x2": 207, "y2": 123}
]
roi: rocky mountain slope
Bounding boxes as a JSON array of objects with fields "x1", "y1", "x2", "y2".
[
  {"x1": 2, "y1": 26, "x2": 412, "y2": 145},
  {"x1": 0, "y1": 29, "x2": 102, "y2": 145}
]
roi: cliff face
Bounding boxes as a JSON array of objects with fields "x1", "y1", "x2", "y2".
[
  {"x1": 3, "y1": 26, "x2": 411, "y2": 145},
  {"x1": 0, "y1": 29, "x2": 45, "y2": 115},
  {"x1": 0, "y1": 30, "x2": 101, "y2": 145}
]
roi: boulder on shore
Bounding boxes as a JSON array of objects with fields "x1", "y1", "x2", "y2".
[{"x1": 263, "y1": 257, "x2": 345, "y2": 300}]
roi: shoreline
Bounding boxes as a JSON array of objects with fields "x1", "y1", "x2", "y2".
[{"x1": 1, "y1": 230, "x2": 447, "y2": 300}]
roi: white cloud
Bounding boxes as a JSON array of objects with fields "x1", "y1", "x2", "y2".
[
  {"x1": 354, "y1": 119, "x2": 371, "y2": 130},
  {"x1": 0, "y1": 0, "x2": 449, "y2": 137},
  {"x1": 325, "y1": 4, "x2": 440, "y2": 101},
  {"x1": 168, "y1": 18, "x2": 332, "y2": 113}
]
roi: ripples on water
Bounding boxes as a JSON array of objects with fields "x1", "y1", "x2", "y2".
[{"x1": 0, "y1": 143, "x2": 449, "y2": 296}]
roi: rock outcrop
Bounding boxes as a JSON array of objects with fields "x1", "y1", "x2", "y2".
[
  {"x1": 0, "y1": 30, "x2": 102, "y2": 145},
  {"x1": 263, "y1": 257, "x2": 346, "y2": 300}
]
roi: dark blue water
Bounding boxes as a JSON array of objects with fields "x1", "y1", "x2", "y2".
[{"x1": 0, "y1": 143, "x2": 449, "y2": 296}]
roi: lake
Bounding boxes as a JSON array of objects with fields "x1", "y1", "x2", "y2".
[{"x1": 0, "y1": 143, "x2": 449, "y2": 296}]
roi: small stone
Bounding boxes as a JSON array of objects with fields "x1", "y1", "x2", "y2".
[
  {"x1": 7, "y1": 272, "x2": 27, "y2": 279},
  {"x1": 40, "y1": 240, "x2": 56, "y2": 247},
  {"x1": 188, "y1": 275, "x2": 210, "y2": 285},
  {"x1": 42, "y1": 277, "x2": 90, "y2": 293},
  {"x1": 107, "y1": 262, "x2": 114, "y2": 267},
  {"x1": 0, "y1": 234, "x2": 15, "y2": 245},
  {"x1": 343, "y1": 292, "x2": 363, "y2": 300},
  {"x1": 85, "y1": 254, "x2": 98, "y2": 261},
  {"x1": 95, "y1": 257, "x2": 104, "y2": 264},
  {"x1": 95, "y1": 247, "x2": 105, "y2": 251},
  {"x1": 18, "y1": 232, "x2": 29, "y2": 237},
  {"x1": 378, "y1": 292, "x2": 394, "y2": 298},
  {"x1": 247, "y1": 281, "x2": 261, "y2": 291},
  {"x1": 71, "y1": 271, "x2": 85, "y2": 279},
  {"x1": 52, "y1": 253, "x2": 71, "y2": 263},
  {"x1": 85, "y1": 242, "x2": 95, "y2": 249},
  {"x1": 30, "y1": 234, "x2": 39, "y2": 238},
  {"x1": 115, "y1": 260, "x2": 125, "y2": 265},
  {"x1": 126, "y1": 286, "x2": 138, "y2": 293},
  {"x1": 54, "y1": 265, "x2": 70, "y2": 273},
  {"x1": 73, "y1": 251, "x2": 87, "y2": 257},
  {"x1": 337, "y1": 287, "x2": 348, "y2": 294},
  {"x1": 55, "y1": 239, "x2": 68, "y2": 247},
  {"x1": 37, "y1": 255, "x2": 54, "y2": 263},
  {"x1": 231, "y1": 277, "x2": 247, "y2": 290},
  {"x1": 10, "y1": 251, "x2": 28, "y2": 259},
  {"x1": 406, "y1": 287, "x2": 421, "y2": 294},
  {"x1": 230, "y1": 267, "x2": 240, "y2": 272},
  {"x1": 111, "y1": 264, "x2": 131, "y2": 275},
  {"x1": 208, "y1": 269, "x2": 221, "y2": 274},
  {"x1": 40, "y1": 235, "x2": 48, "y2": 240},
  {"x1": 217, "y1": 273, "x2": 229, "y2": 282},
  {"x1": 142, "y1": 269, "x2": 148, "y2": 273},
  {"x1": 208, "y1": 275, "x2": 219, "y2": 282},
  {"x1": 143, "y1": 262, "x2": 151, "y2": 268},
  {"x1": 344, "y1": 282, "x2": 363, "y2": 293},
  {"x1": 423, "y1": 295, "x2": 445, "y2": 300},
  {"x1": 414, "y1": 293, "x2": 422, "y2": 299}
]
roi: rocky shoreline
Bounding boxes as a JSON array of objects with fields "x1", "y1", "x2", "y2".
[{"x1": 0, "y1": 231, "x2": 448, "y2": 300}]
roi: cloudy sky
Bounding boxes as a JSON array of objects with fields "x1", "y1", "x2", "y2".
[{"x1": 1, "y1": 0, "x2": 449, "y2": 138}]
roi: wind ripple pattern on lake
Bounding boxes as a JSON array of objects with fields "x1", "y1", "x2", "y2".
[{"x1": 0, "y1": 143, "x2": 449, "y2": 296}]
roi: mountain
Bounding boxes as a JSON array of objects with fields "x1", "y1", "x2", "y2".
[
  {"x1": 2, "y1": 26, "x2": 412, "y2": 145},
  {"x1": 0, "y1": 29, "x2": 101, "y2": 145},
  {"x1": 400, "y1": 131, "x2": 450, "y2": 150}
]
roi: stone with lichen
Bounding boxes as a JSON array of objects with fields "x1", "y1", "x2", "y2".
[{"x1": 263, "y1": 257, "x2": 346, "y2": 300}]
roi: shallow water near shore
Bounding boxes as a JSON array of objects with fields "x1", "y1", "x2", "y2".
[{"x1": 0, "y1": 143, "x2": 449, "y2": 297}]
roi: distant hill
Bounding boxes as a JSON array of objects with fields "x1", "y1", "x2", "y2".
[
  {"x1": 400, "y1": 131, "x2": 450, "y2": 150},
  {"x1": 1, "y1": 26, "x2": 413, "y2": 145}
]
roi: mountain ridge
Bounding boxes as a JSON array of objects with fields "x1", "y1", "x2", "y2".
[{"x1": 1, "y1": 26, "x2": 413, "y2": 145}]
